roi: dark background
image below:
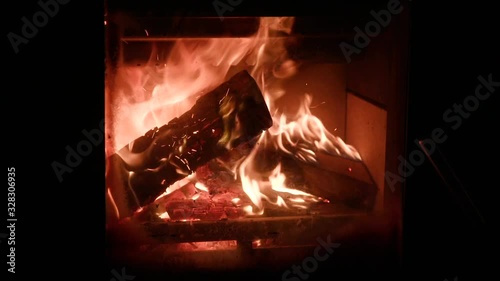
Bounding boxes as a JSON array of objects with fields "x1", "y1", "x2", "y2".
[{"x1": 4, "y1": 0, "x2": 497, "y2": 280}]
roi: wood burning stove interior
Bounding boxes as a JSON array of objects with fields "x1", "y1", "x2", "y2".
[{"x1": 105, "y1": 1, "x2": 409, "y2": 278}]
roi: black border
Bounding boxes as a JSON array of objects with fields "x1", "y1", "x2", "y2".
[
  {"x1": 404, "y1": 1, "x2": 497, "y2": 280},
  {"x1": 5, "y1": 0, "x2": 105, "y2": 279},
  {"x1": 5, "y1": 0, "x2": 497, "y2": 280}
]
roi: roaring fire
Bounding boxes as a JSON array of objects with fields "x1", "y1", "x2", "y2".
[{"x1": 108, "y1": 17, "x2": 362, "y2": 219}]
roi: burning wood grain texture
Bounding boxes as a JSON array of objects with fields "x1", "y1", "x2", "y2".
[
  {"x1": 107, "y1": 70, "x2": 273, "y2": 211},
  {"x1": 301, "y1": 152, "x2": 378, "y2": 211}
]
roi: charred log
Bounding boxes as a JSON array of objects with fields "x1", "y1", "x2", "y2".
[{"x1": 107, "y1": 70, "x2": 273, "y2": 214}]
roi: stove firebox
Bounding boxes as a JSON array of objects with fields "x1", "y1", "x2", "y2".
[{"x1": 105, "y1": 1, "x2": 410, "y2": 279}]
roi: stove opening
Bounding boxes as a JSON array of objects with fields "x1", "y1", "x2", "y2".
[{"x1": 105, "y1": 3, "x2": 409, "y2": 279}]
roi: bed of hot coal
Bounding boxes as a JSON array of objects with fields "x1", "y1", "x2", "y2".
[
  {"x1": 106, "y1": 140, "x2": 386, "y2": 279},
  {"x1": 132, "y1": 141, "x2": 377, "y2": 224}
]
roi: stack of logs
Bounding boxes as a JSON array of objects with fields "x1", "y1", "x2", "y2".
[{"x1": 106, "y1": 70, "x2": 378, "y2": 221}]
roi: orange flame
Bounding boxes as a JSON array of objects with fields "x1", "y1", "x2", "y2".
[
  {"x1": 264, "y1": 94, "x2": 362, "y2": 162},
  {"x1": 110, "y1": 17, "x2": 362, "y2": 217},
  {"x1": 109, "y1": 18, "x2": 292, "y2": 156},
  {"x1": 237, "y1": 138, "x2": 323, "y2": 215}
]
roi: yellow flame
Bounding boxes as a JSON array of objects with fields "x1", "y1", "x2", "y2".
[
  {"x1": 243, "y1": 205, "x2": 264, "y2": 216},
  {"x1": 194, "y1": 181, "x2": 209, "y2": 192},
  {"x1": 265, "y1": 94, "x2": 362, "y2": 162},
  {"x1": 109, "y1": 19, "x2": 292, "y2": 155},
  {"x1": 106, "y1": 187, "x2": 120, "y2": 220},
  {"x1": 110, "y1": 17, "x2": 362, "y2": 216},
  {"x1": 237, "y1": 144, "x2": 322, "y2": 213},
  {"x1": 158, "y1": 211, "x2": 170, "y2": 220},
  {"x1": 275, "y1": 196, "x2": 288, "y2": 207}
]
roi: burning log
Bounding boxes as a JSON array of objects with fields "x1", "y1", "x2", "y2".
[{"x1": 107, "y1": 70, "x2": 273, "y2": 214}]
